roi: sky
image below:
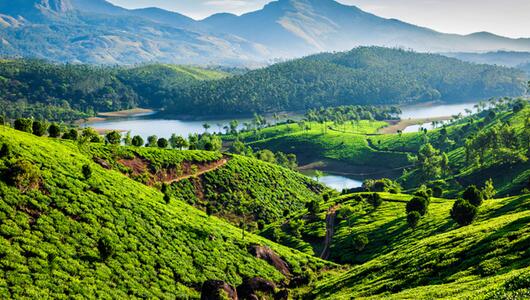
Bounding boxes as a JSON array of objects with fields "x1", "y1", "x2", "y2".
[{"x1": 106, "y1": 0, "x2": 530, "y2": 38}]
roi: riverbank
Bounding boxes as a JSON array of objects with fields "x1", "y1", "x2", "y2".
[
  {"x1": 97, "y1": 108, "x2": 155, "y2": 118},
  {"x1": 379, "y1": 116, "x2": 451, "y2": 134}
]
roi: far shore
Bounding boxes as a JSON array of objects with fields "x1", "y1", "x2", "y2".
[
  {"x1": 379, "y1": 116, "x2": 451, "y2": 134},
  {"x1": 97, "y1": 108, "x2": 155, "y2": 118}
]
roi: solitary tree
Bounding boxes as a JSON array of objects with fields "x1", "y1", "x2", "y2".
[
  {"x1": 105, "y1": 131, "x2": 122, "y2": 145},
  {"x1": 131, "y1": 135, "x2": 144, "y2": 147},
  {"x1": 14, "y1": 118, "x2": 33, "y2": 133},
  {"x1": 32, "y1": 120, "x2": 48, "y2": 137},
  {"x1": 462, "y1": 185, "x2": 484, "y2": 207},
  {"x1": 170, "y1": 134, "x2": 188, "y2": 150},
  {"x1": 406, "y1": 196, "x2": 429, "y2": 216},
  {"x1": 451, "y1": 199, "x2": 478, "y2": 226},
  {"x1": 48, "y1": 123, "x2": 61, "y2": 138},
  {"x1": 157, "y1": 138, "x2": 169, "y2": 149},
  {"x1": 146, "y1": 135, "x2": 158, "y2": 147}
]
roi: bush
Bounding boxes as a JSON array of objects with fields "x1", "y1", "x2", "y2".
[
  {"x1": 0, "y1": 143, "x2": 11, "y2": 158},
  {"x1": 98, "y1": 236, "x2": 115, "y2": 261},
  {"x1": 462, "y1": 185, "x2": 484, "y2": 206},
  {"x1": 157, "y1": 138, "x2": 169, "y2": 149},
  {"x1": 14, "y1": 118, "x2": 33, "y2": 133},
  {"x1": 406, "y1": 196, "x2": 429, "y2": 216},
  {"x1": 48, "y1": 123, "x2": 61, "y2": 138},
  {"x1": 132, "y1": 135, "x2": 144, "y2": 147},
  {"x1": 82, "y1": 164, "x2": 92, "y2": 179},
  {"x1": 147, "y1": 135, "x2": 158, "y2": 147},
  {"x1": 305, "y1": 200, "x2": 321, "y2": 215},
  {"x1": 407, "y1": 211, "x2": 421, "y2": 228},
  {"x1": 32, "y1": 120, "x2": 48, "y2": 136},
  {"x1": 362, "y1": 178, "x2": 401, "y2": 193},
  {"x1": 451, "y1": 199, "x2": 478, "y2": 226},
  {"x1": 351, "y1": 234, "x2": 369, "y2": 251},
  {"x1": 367, "y1": 193, "x2": 383, "y2": 208}
]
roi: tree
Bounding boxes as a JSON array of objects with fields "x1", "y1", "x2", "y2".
[
  {"x1": 48, "y1": 123, "x2": 61, "y2": 138},
  {"x1": 0, "y1": 143, "x2": 11, "y2": 158},
  {"x1": 407, "y1": 211, "x2": 421, "y2": 228},
  {"x1": 147, "y1": 135, "x2": 158, "y2": 147},
  {"x1": 202, "y1": 123, "x2": 211, "y2": 133},
  {"x1": 81, "y1": 128, "x2": 102, "y2": 143},
  {"x1": 256, "y1": 150, "x2": 276, "y2": 164},
  {"x1": 314, "y1": 170, "x2": 324, "y2": 183},
  {"x1": 82, "y1": 164, "x2": 92, "y2": 179},
  {"x1": 229, "y1": 120, "x2": 239, "y2": 134},
  {"x1": 406, "y1": 196, "x2": 429, "y2": 216},
  {"x1": 451, "y1": 199, "x2": 478, "y2": 226},
  {"x1": 8, "y1": 160, "x2": 41, "y2": 192},
  {"x1": 462, "y1": 185, "x2": 484, "y2": 207},
  {"x1": 230, "y1": 140, "x2": 247, "y2": 155},
  {"x1": 105, "y1": 131, "x2": 122, "y2": 145},
  {"x1": 482, "y1": 178, "x2": 497, "y2": 200},
  {"x1": 417, "y1": 143, "x2": 444, "y2": 179},
  {"x1": 170, "y1": 134, "x2": 188, "y2": 150},
  {"x1": 32, "y1": 120, "x2": 48, "y2": 137},
  {"x1": 14, "y1": 118, "x2": 33, "y2": 133},
  {"x1": 132, "y1": 135, "x2": 144, "y2": 147},
  {"x1": 157, "y1": 138, "x2": 169, "y2": 149}
]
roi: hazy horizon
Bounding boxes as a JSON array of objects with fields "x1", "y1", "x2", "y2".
[{"x1": 106, "y1": 0, "x2": 530, "y2": 39}]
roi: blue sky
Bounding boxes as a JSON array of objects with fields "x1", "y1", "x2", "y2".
[{"x1": 107, "y1": 0, "x2": 530, "y2": 38}]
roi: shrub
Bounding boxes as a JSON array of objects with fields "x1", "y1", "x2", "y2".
[
  {"x1": 463, "y1": 185, "x2": 484, "y2": 206},
  {"x1": 63, "y1": 129, "x2": 78, "y2": 140},
  {"x1": 367, "y1": 193, "x2": 383, "y2": 208},
  {"x1": 14, "y1": 118, "x2": 33, "y2": 133},
  {"x1": 82, "y1": 164, "x2": 92, "y2": 179},
  {"x1": 407, "y1": 211, "x2": 421, "y2": 228},
  {"x1": 451, "y1": 199, "x2": 478, "y2": 226},
  {"x1": 98, "y1": 236, "x2": 115, "y2": 261},
  {"x1": 48, "y1": 123, "x2": 61, "y2": 138},
  {"x1": 406, "y1": 196, "x2": 429, "y2": 216},
  {"x1": 157, "y1": 138, "x2": 169, "y2": 149},
  {"x1": 482, "y1": 178, "x2": 497, "y2": 200},
  {"x1": 132, "y1": 135, "x2": 144, "y2": 147},
  {"x1": 363, "y1": 178, "x2": 401, "y2": 193},
  {"x1": 105, "y1": 131, "x2": 122, "y2": 145},
  {"x1": 351, "y1": 234, "x2": 369, "y2": 251},
  {"x1": 147, "y1": 135, "x2": 158, "y2": 147},
  {"x1": 431, "y1": 186, "x2": 444, "y2": 198},
  {"x1": 32, "y1": 120, "x2": 48, "y2": 136},
  {"x1": 81, "y1": 128, "x2": 102, "y2": 143}
]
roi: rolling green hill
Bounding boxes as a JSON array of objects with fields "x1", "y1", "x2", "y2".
[
  {"x1": 0, "y1": 125, "x2": 330, "y2": 298},
  {"x1": 308, "y1": 193, "x2": 530, "y2": 299}
]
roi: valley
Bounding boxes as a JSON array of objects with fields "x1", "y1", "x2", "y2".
[{"x1": 0, "y1": 0, "x2": 529, "y2": 299}]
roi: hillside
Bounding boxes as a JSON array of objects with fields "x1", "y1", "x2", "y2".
[
  {"x1": 164, "y1": 47, "x2": 526, "y2": 115},
  {"x1": 0, "y1": 60, "x2": 227, "y2": 121},
  {"x1": 306, "y1": 192, "x2": 530, "y2": 299},
  {"x1": 0, "y1": 125, "x2": 331, "y2": 298},
  {"x1": 84, "y1": 144, "x2": 325, "y2": 225}
]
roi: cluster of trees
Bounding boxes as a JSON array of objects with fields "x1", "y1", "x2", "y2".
[
  {"x1": 465, "y1": 118, "x2": 530, "y2": 168},
  {"x1": 305, "y1": 105, "x2": 401, "y2": 124},
  {"x1": 451, "y1": 180, "x2": 496, "y2": 226},
  {"x1": 414, "y1": 143, "x2": 450, "y2": 180},
  {"x1": 230, "y1": 140, "x2": 298, "y2": 170}
]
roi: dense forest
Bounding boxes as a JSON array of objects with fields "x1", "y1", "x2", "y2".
[
  {"x1": 0, "y1": 47, "x2": 527, "y2": 121},
  {"x1": 165, "y1": 47, "x2": 527, "y2": 115}
]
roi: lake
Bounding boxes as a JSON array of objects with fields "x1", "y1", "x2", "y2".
[
  {"x1": 317, "y1": 174, "x2": 363, "y2": 191},
  {"x1": 400, "y1": 101, "x2": 478, "y2": 119}
]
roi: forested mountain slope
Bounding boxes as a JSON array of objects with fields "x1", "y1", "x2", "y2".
[
  {"x1": 0, "y1": 125, "x2": 330, "y2": 298},
  {"x1": 164, "y1": 47, "x2": 526, "y2": 115}
]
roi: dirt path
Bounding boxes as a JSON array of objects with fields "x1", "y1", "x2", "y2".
[
  {"x1": 320, "y1": 205, "x2": 340, "y2": 260},
  {"x1": 164, "y1": 158, "x2": 229, "y2": 184}
]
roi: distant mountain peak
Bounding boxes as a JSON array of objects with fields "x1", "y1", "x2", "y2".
[{"x1": 37, "y1": 0, "x2": 73, "y2": 13}]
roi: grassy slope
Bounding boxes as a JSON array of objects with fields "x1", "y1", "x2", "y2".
[
  {"x1": 86, "y1": 144, "x2": 325, "y2": 224},
  {"x1": 310, "y1": 193, "x2": 530, "y2": 299},
  {"x1": 0, "y1": 126, "x2": 329, "y2": 298},
  {"x1": 243, "y1": 121, "x2": 410, "y2": 172}
]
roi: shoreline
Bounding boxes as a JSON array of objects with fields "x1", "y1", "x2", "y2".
[{"x1": 379, "y1": 116, "x2": 451, "y2": 134}]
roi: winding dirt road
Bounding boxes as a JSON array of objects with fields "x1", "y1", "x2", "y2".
[{"x1": 164, "y1": 158, "x2": 229, "y2": 184}]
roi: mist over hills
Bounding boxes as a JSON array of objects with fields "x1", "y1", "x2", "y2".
[{"x1": 1, "y1": 0, "x2": 530, "y2": 65}]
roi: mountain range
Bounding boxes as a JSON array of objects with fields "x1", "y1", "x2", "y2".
[{"x1": 1, "y1": 0, "x2": 530, "y2": 65}]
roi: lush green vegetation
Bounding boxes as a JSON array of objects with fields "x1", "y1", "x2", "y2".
[
  {"x1": 0, "y1": 60, "x2": 227, "y2": 121},
  {"x1": 164, "y1": 47, "x2": 526, "y2": 115},
  {"x1": 0, "y1": 125, "x2": 330, "y2": 298}
]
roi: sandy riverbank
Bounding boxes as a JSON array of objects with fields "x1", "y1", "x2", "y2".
[{"x1": 379, "y1": 116, "x2": 451, "y2": 134}]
